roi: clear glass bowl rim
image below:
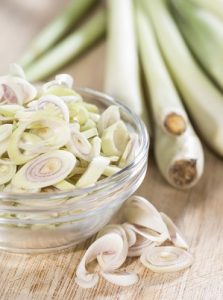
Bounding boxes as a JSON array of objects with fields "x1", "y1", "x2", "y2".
[{"x1": 0, "y1": 87, "x2": 149, "y2": 201}]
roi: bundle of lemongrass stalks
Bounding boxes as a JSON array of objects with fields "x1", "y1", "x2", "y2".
[{"x1": 18, "y1": 0, "x2": 223, "y2": 189}]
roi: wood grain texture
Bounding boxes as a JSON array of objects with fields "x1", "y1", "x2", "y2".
[{"x1": 0, "y1": 1, "x2": 223, "y2": 299}]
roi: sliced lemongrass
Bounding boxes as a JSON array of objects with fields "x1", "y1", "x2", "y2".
[
  {"x1": 89, "y1": 112, "x2": 100, "y2": 123},
  {"x1": 76, "y1": 106, "x2": 89, "y2": 125},
  {"x1": 3, "y1": 183, "x2": 40, "y2": 194},
  {"x1": 67, "y1": 166, "x2": 85, "y2": 178},
  {"x1": 81, "y1": 119, "x2": 96, "y2": 131},
  {"x1": 67, "y1": 130, "x2": 93, "y2": 161},
  {"x1": 81, "y1": 128, "x2": 98, "y2": 139},
  {"x1": 19, "y1": 132, "x2": 42, "y2": 152},
  {"x1": 160, "y1": 212, "x2": 189, "y2": 250},
  {"x1": 70, "y1": 121, "x2": 81, "y2": 132},
  {"x1": 0, "y1": 159, "x2": 16, "y2": 185},
  {"x1": 37, "y1": 95, "x2": 70, "y2": 122},
  {"x1": 0, "y1": 104, "x2": 24, "y2": 121},
  {"x1": 104, "y1": 155, "x2": 120, "y2": 162},
  {"x1": 0, "y1": 138, "x2": 10, "y2": 157},
  {"x1": 0, "y1": 74, "x2": 36, "y2": 104},
  {"x1": 136, "y1": 6, "x2": 188, "y2": 136},
  {"x1": 97, "y1": 225, "x2": 128, "y2": 271},
  {"x1": 155, "y1": 127, "x2": 204, "y2": 189},
  {"x1": 103, "y1": 165, "x2": 121, "y2": 177},
  {"x1": 90, "y1": 136, "x2": 101, "y2": 158},
  {"x1": 122, "y1": 223, "x2": 137, "y2": 247},
  {"x1": 101, "y1": 121, "x2": 129, "y2": 156},
  {"x1": 140, "y1": 246, "x2": 193, "y2": 273},
  {"x1": 101, "y1": 271, "x2": 138, "y2": 287},
  {"x1": 53, "y1": 180, "x2": 75, "y2": 191},
  {"x1": 11, "y1": 150, "x2": 76, "y2": 189},
  {"x1": 97, "y1": 105, "x2": 120, "y2": 135},
  {"x1": 75, "y1": 233, "x2": 124, "y2": 289},
  {"x1": 83, "y1": 102, "x2": 99, "y2": 113},
  {"x1": 123, "y1": 196, "x2": 169, "y2": 239},
  {"x1": 8, "y1": 117, "x2": 70, "y2": 164},
  {"x1": 9, "y1": 64, "x2": 26, "y2": 79},
  {"x1": 119, "y1": 133, "x2": 138, "y2": 168},
  {"x1": 76, "y1": 156, "x2": 109, "y2": 188},
  {"x1": 0, "y1": 124, "x2": 13, "y2": 142}
]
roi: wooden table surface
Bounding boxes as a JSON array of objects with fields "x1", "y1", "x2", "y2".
[{"x1": 0, "y1": 1, "x2": 223, "y2": 299}]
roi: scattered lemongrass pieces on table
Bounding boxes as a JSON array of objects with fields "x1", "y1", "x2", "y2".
[{"x1": 76, "y1": 196, "x2": 193, "y2": 288}]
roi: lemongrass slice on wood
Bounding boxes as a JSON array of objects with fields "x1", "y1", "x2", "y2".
[
  {"x1": 97, "y1": 105, "x2": 120, "y2": 135},
  {"x1": 75, "y1": 233, "x2": 124, "y2": 289},
  {"x1": 101, "y1": 121, "x2": 129, "y2": 156},
  {"x1": 160, "y1": 213, "x2": 189, "y2": 250},
  {"x1": 97, "y1": 225, "x2": 128, "y2": 271},
  {"x1": 140, "y1": 246, "x2": 193, "y2": 273},
  {"x1": 37, "y1": 95, "x2": 70, "y2": 123},
  {"x1": 119, "y1": 133, "x2": 138, "y2": 167},
  {"x1": 123, "y1": 196, "x2": 169, "y2": 240},
  {"x1": 11, "y1": 150, "x2": 76, "y2": 189},
  {"x1": 0, "y1": 159, "x2": 16, "y2": 185},
  {"x1": 101, "y1": 271, "x2": 138, "y2": 287},
  {"x1": 0, "y1": 124, "x2": 13, "y2": 142},
  {"x1": 67, "y1": 130, "x2": 93, "y2": 161},
  {"x1": 76, "y1": 156, "x2": 109, "y2": 188}
]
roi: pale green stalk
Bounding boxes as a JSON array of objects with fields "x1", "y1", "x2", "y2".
[
  {"x1": 142, "y1": 0, "x2": 223, "y2": 157},
  {"x1": 104, "y1": 0, "x2": 148, "y2": 123},
  {"x1": 25, "y1": 10, "x2": 106, "y2": 82},
  {"x1": 136, "y1": 3, "x2": 204, "y2": 188},
  {"x1": 189, "y1": 0, "x2": 223, "y2": 21},
  {"x1": 19, "y1": 0, "x2": 98, "y2": 68},
  {"x1": 172, "y1": 0, "x2": 223, "y2": 89}
]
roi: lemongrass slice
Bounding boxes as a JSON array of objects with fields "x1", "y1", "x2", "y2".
[
  {"x1": 81, "y1": 119, "x2": 96, "y2": 131},
  {"x1": 53, "y1": 180, "x2": 75, "y2": 191},
  {"x1": 0, "y1": 104, "x2": 24, "y2": 121},
  {"x1": 8, "y1": 116, "x2": 70, "y2": 164},
  {"x1": 90, "y1": 136, "x2": 101, "y2": 158},
  {"x1": 0, "y1": 124, "x2": 13, "y2": 142},
  {"x1": 81, "y1": 128, "x2": 98, "y2": 139},
  {"x1": 122, "y1": 196, "x2": 169, "y2": 240},
  {"x1": 76, "y1": 157, "x2": 109, "y2": 188},
  {"x1": 0, "y1": 138, "x2": 10, "y2": 157},
  {"x1": 101, "y1": 121, "x2": 129, "y2": 156},
  {"x1": 119, "y1": 133, "x2": 138, "y2": 168},
  {"x1": 97, "y1": 225, "x2": 128, "y2": 271},
  {"x1": 140, "y1": 246, "x2": 193, "y2": 273},
  {"x1": 75, "y1": 233, "x2": 124, "y2": 289},
  {"x1": 37, "y1": 95, "x2": 70, "y2": 122},
  {"x1": 97, "y1": 105, "x2": 120, "y2": 135},
  {"x1": 0, "y1": 159, "x2": 16, "y2": 185},
  {"x1": 67, "y1": 130, "x2": 93, "y2": 161},
  {"x1": 19, "y1": 132, "x2": 42, "y2": 152},
  {"x1": 11, "y1": 150, "x2": 76, "y2": 189},
  {"x1": 0, "y1": 73, "x2": 36, "y2": 104},
  {"x1": 160, "y1": 213, "x2": 189, "y2": 250},
  {"x1": 103, "y1": 165, "x2": 121, "y2": 177},
  {"x1": 101, "y1": 271, "x2": 138, "y2": 287}
]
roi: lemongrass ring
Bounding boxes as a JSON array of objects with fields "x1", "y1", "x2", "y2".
[
  {"x1": 37, "y1": 95, "x2": 70, "y2": 122},
  {"x1": 9, "y1": 64, "x2": 26, "y2": 79},
  {"x1": 75, "y1": 233, "x2": 124, "y2": 289},
  {"x1": 0, "y1": 124, "x2": 13, "y2": 142},
  {"x1": 0, "y1": 159, "x2": 16, "y2": 185},
  {"x1": 81, "y1": 128, "x2": 98, "y2": 139},
  {"x1": 119, "y1": 133, "x2": 138, "y2": 167},
  {"x1": 0, "y1": 104, "x2": 24, "y2": 121},
  {"x1": 76, "y1": 157, "x2": 109, "y2": 188},
  {"x1": 11, "y1": 150, "x2": 76, "y2": 189},
  {"x1": 101, "y1": 120, "x2": 129, "y2": 156},
  {"x1": 140, "y1": 246, "x2": 193, "y2": 273},
  {"x1": 90, "y1": 136, "x2": 101, "y2": 158},
  {"x1": 97, "y1": 105, "x2": 120, "y2": 135},
  {"x1": 101, "y1": 271, "x2": 138, "y2": 286},
  {"x1": 160, "y1": 213, "x2": 189, "y2": 250},
  {"x1": 67, "y1": 131, "x2": 93, "y2": 161}
]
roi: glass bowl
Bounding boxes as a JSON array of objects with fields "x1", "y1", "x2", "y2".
[{"x1": 0, "y1": 88, "x2": 149, "y2": 253}]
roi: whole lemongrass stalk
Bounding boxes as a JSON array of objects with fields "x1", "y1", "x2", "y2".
[
  {"x1": 19, "y1": 0, "x2": 98, "y2": 68},
  {"x1": 136, "y1": 4, "x2": 204, "y2": 188},
  {"x1": 171, "y1": 0, "x2": 223, "y2": 90},
  {"x1": 189, "y1": 0, "x2": 223, "y2": 21},
  {"x1": 142, "y1": 0, "x2": 223, "y2": 157},
  {"x1": 104, "y1": 0, "x2": 148, "y2": 123},
  {"x1": 25, "y1": 9, "x2": 106, "y2": 82}
]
